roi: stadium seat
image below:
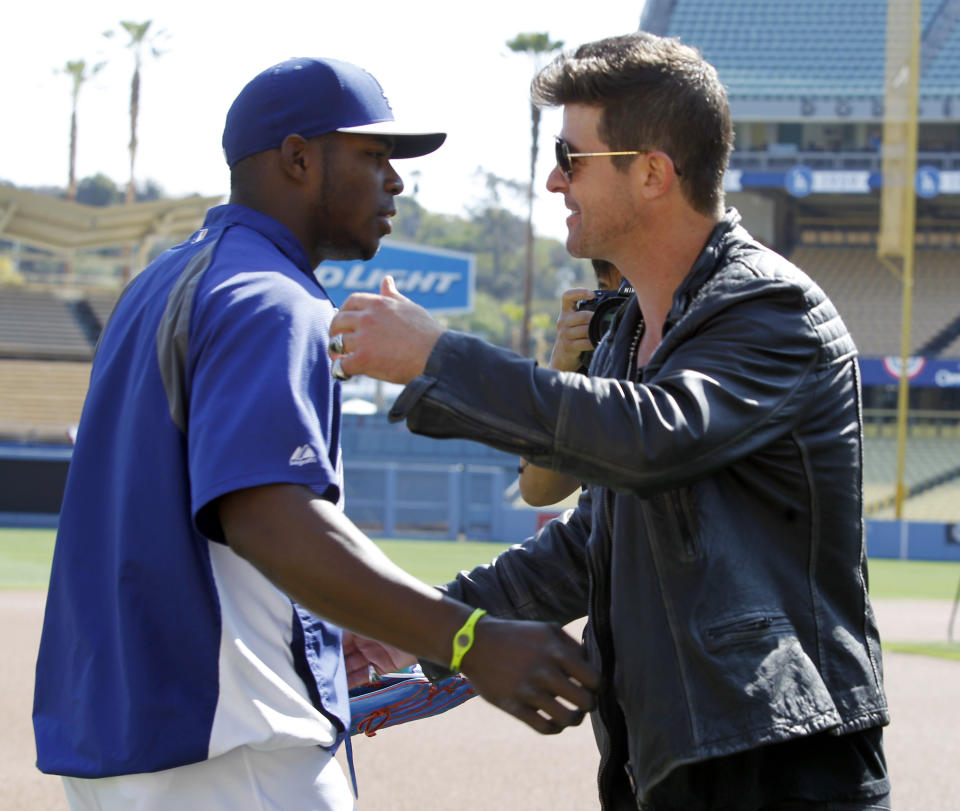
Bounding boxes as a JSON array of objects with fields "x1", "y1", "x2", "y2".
[
  {"x1": 863, "y1": 434, "x2": 960, "y2": 520},
  {"x1": 789, "y1": 247, "x2": 960, "y2": 357},
  {"x1": 0, "y1": 359, "x2": 91, "y2": 442},
  {"x1": 0, "y1": 287, "x2": 94, "y2": 360}
]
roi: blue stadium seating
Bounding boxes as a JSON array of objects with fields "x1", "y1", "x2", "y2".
[
  {"x1": 924, "y1": 9, "x2": 960, "y2": 90},
  {"x1": 664, "y1": 0, "x2": 956, "y2": 98}
]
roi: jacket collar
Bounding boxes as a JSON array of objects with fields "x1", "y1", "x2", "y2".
[
  {"x1": 596, "y1": 208, "x2": 744, "y2": 377},
  {"x1": 667, "y1": 207, "x2": 742, "y2": 325}
]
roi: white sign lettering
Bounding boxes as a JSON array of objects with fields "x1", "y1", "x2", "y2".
[
  {"x1": 935, "y1": 369, "x2": 960, "y2": 387},
  {"x1": 938, "y1": 172, "x2": 960, "y2": 194},
  {"x1": 316, "y1": 265, "x2": 461, "y2": 295},
  {"x1": 811, "y1": 172, "x2": 871, "y2": 194}
]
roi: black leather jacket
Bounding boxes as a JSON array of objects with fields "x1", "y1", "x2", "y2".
[{"x1": 390, "y1": 210, "x2": 889, "y2": 809}]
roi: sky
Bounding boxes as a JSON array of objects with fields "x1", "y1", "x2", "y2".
[{"x1": 2, "y1": 1, "x2": 647, "y2": 242}]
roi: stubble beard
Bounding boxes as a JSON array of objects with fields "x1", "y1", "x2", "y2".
[
  {"x1": 312, "y1": 145, "x2": 381, "y2": 263},
  {"x1": 570, "y1": 197, "x2": 640, "y2": 264},
  {"x1": 311, "y1": 187, "x2": 380, "y2": 263}
]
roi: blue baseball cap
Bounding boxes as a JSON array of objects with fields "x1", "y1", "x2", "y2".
[{"x1": 222, "y1": 57, "x2": 446, "y2": 167}]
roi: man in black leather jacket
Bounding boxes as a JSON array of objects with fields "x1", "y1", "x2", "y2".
[{"x1": 330, "y1": 32, "x2": 890, "y2": 811}]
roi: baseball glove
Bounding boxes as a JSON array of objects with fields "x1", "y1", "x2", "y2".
[{"x1": 348, "y1": 664, "x2": 476, "y2": 737}]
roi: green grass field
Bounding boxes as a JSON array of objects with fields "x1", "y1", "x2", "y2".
[
  {"x1": 5, "y1": 527, "x2": 958, "y2": 659},
  {"x1": 0, "y1": 529, "x2": 57, "y2": 589},
  {"x1": 2, "y1": 527, "x2": 958, "y2": 598},
  {"x1": 866, "y1": 558, "x2": 960, "y2": 601},
  {"x1": 0, "y1": 528, "x2": 514, "y2": 591}
]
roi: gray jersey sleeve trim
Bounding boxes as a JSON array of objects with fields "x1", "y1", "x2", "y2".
[{"x1": 156, "y1": 240, "x2": 217, "y2": 435}]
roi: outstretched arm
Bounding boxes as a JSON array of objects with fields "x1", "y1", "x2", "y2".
[
  {"x1": 333, "y1": 275, "x2": 823, "y2": 497},
  {"x1": 218, "y1": 483, "x2": 599, "y2": 734}
]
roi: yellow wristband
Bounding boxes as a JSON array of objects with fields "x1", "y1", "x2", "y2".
[{"x1": 449, "y1": 608, "x2": 487, "y2": 672}]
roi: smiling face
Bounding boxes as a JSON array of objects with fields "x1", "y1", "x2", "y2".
[
  {"x1": 306, "y1": 132, "x2": 403, "y2": 262},
  {"x1": 546, "y1": 104, "x2": 645, "y2": 262}
]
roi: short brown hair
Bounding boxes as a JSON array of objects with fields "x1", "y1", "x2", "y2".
[{"x1": 532, "y1": 32, "x2": 732, "y2": 217}]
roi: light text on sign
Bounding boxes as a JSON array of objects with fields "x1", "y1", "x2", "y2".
[{"x1": 316, "y1": 264, "x2": 461, "y2": 295}]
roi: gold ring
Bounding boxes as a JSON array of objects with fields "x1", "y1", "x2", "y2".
[{"x1": 330, "y1": 334, "x2": 345, "y2": 355}]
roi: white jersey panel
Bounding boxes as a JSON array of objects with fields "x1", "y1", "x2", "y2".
[{"x1": 207, "y1": 541, "x2": 338, "y2": 758}]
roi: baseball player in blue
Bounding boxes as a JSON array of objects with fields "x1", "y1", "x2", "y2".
[{"x1": 33, "y1": 57, "x2": 599, "y2": 810}]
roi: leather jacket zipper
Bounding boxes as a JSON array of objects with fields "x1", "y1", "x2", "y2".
[
  {"x1": 590, "y1": 487, "x2": 628, "y2": 809},
  {"x1": 667, "y1": 489, "x2": 698, "y2": 560},
  {"x1": 708, "y1": 615, "x2": 773, "y2": 637}
]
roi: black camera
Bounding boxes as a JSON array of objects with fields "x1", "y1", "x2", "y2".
[{"x1": 576, "y1": 284, "x2": 635, "y2": 346}]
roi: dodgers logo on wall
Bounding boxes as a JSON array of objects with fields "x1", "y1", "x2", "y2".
[
  {"x1": 916, "y1": 166, "x2": 940, "y2": 199},
  {"x1": 785, "y1": 165, "x2": 813, "y2": 198}
]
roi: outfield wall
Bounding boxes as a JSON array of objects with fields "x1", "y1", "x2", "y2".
[
  {"x1": 518, "y1": 507, "x2": 960, "y2": 563},
  {"x1": 2, "y1": 442, "x2": 958, "y2": 561},
  {"x1": 865, "y1": 519, "x2": 960, "y2": 562}
]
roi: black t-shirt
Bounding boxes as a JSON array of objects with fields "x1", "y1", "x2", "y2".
[{"x1": 642, "y1": 727, "x2": 889, "y2": 810}]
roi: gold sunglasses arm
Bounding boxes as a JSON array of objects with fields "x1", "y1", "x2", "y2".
[{"x1": 565, "y1": 150, "x2": 644, "y2": 158}]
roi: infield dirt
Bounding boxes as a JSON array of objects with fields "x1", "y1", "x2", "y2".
[{"x1": 4, "y1": 593, "x2": 957, "y2": 809}]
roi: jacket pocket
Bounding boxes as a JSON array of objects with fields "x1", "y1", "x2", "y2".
[
  {"x1": 698, "y1": 613, "x2": 841, "y2": 739},
  {"x1": 703, "y1": 611, "x2": 792, "y2": 652}
]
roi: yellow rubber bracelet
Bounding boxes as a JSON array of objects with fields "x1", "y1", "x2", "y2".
[{"x1": 449, "y1": 608, "x2": 487, "y2": 672}]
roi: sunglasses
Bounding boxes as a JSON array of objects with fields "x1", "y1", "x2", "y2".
[{"x1": 554, "y1": 136, "x2": 681, "y2": 181}]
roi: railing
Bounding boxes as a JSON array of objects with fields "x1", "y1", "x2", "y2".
[
  {"x1": 728, "y1": 149, "x2": 960, "y2": 173},
  {"x1": 342, "y1": 461, "x2": 510, "y2": 541},
  {"x1": 863, "y1": 409, "x2": 960, "y2": 431}
]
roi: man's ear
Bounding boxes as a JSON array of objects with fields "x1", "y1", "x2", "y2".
[
  {"x1": 278, "y1": 134, "x2": 312, "y2": 182},
  {"x1": 640, "y1": 151, "x2": 678, "y2": 200}
]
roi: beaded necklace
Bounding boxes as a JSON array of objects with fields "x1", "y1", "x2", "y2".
[{"x1": 625, "y1": 319, "x2": 645, "y2": 382}]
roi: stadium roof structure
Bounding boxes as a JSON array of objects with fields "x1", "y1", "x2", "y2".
[
  {"x1": 0, "y1": 184, "x2": 222, "y2": 257},
  {"x1": 641, "y1": 0, "x2": 960, "y2": 118}
]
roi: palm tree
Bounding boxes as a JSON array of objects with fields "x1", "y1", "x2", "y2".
[
  {"x1": 61, "y1": 59, "x2": 105, "y2": 202},
  {"x1": 506, "y1": 32, "x2": 564, "y2": 357},
  {"x1": 104, "y1": 20, "x2": 167, "y2": 204}
]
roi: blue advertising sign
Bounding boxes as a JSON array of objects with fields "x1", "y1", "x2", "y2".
[
  {"x1": 859, "y1": 356, "x2": 960, "y2": 387},
  {"x1": 727, "y1": 168, "x2": 960, "y2": 196},
  {"x1": 314, "y1": 240, "x2": 475, "y2": 314},
  {"x1": 783, "y1": 166, "x2": 872, "y2": 195}
]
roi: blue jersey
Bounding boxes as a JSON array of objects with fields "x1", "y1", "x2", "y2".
[{"x1": 34, "y1": 205, "x2": 350, "y2": 777}]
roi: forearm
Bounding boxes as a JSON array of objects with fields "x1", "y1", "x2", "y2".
[
  {"x1": 220, "y1": 482, "x2": 601, "y2": 735},
  {"x1": 441, "y1": 503, "x2": 592, "y2": 626},
  {"x1": 219, "y1": 483, "x2": 472, "y2": 668}
]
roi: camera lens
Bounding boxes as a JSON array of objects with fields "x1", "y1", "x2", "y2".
[{"x1": 588, "y1": 295, "x2": 627, "y2": 346}]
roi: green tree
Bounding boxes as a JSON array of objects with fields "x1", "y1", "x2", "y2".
[
  {"x1": 447, "y1": 291, "x2": 515, "y2": 344},
  {"x1": 467, "y1": 169, "x2": 527, "y2": 296},
  {"x1": 76, "y1": 173, "x2": 123, "y2": 206},
  {"x1": 135, "y1": 178, "x2": 166, "y2": 202},
  {"x1": 60, "y1": 59, "x2": 105, "y2": 202},
  {"x1": 506, "y1": 32, "x2": 564, "y2": 356},
  {"x1": 104, "y1": 20, "x2": 168, "y2": 204}
]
